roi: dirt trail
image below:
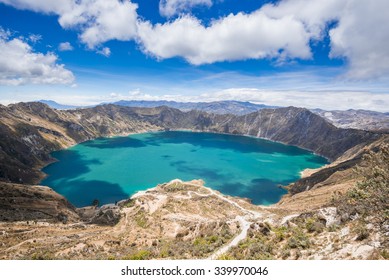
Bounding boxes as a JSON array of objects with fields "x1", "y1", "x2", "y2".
[
  {"x1": 189, "y1": 184, "x2": 264, "y2": 259},
  {"x1": 126, "y1": 179, "x2": 265, "y2": 259},
  {"x1": 208, "y1": 215, "x2": 251, "y2": 259}
]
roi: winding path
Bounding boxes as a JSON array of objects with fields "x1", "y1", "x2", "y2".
[
  {"x1": 115, "y1": 179, "x2": 264, "y2": 259},
  {"x1": 205, "y1": 185, "x2": 263, "y2": 259},
  {"x1": 179, "y1": 181, "x2": 263, "y2": 260}
]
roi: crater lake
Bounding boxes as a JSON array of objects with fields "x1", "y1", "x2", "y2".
[{"x1": 41, "y1": 131, "x2": 328, "y2": 207}]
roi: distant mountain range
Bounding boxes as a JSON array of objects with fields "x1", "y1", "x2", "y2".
[
  {"x1": 111, "y1": 100, "x2": 277, "y2": 115},
  {"x1": 312, "y1": 109, "x2": 389, "y2": 132},
  {"x1": 38, "y1": 99, "x2": 275, "y2": 115},
  {"x1": 37, "y1": 100, "x2": 80, "y2": 110},
  {"x1": 38, "y1": 99, "x2": 389, "y2": 132}
]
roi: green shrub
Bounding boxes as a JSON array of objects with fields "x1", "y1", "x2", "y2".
[
  {"x1": 123, "y1": 250, "x2": 151, "y2": 260},
  {"x1": 287, "y1": 229, "x2": 310, "y2": 249},
  {"x1": 273, "y1": 226, "x2": 288, "y2": 242}
]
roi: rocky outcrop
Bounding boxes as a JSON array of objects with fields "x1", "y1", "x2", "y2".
[
  {"x1": 89, "y1": 205, "x2": 121, "y2": 226},
  {"x1": 288, "y1": 135, "x2": 389, "y2": 195},
  {"x1": 0, "y1": 182, "x2": 79, "y2": 223}
]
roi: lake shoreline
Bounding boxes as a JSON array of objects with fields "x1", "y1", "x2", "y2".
[{"x1": 39, "y1": 131, "x2": 328, "y2": 208}]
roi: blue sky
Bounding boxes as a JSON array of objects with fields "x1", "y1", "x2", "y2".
[{"x1": 0, "y1": 0, "x2": 389, "y2": 111}]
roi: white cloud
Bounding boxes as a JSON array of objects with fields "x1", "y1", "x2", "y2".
[
  {"x1": 0, "y1": 0, "x2": 72, "y2": 14},
  {"x1": 0, "y1": 29, "x2": 75, "y2": 85},
  {"x1": 138, "y1": 0, "x2": 347, "y2": 64},
  {"x1": 138, "y1": 12, "x2": 311, "y2": 65},
  {"x1": 58, "y1": 41, "x2": 74, "y2": 51},
  {"x1": 142, "y1": 0, "x2": 389, "y2": 78},
  {"x1": 28, "y1": 34, "x2": 42, "y2": 43},
  {"x1": 58, "y1": 0, "x2": 139, "y2": 49},
  {"x1": 159, "y1": 0, "x2": 212, "y2": 17},
  {"x1": 329, "y1": 0, "x2": 389, "y2": 79},
  {"x1": 260, "y1": 0, "x2": 345, "y2": 40},
  {"x1": 96, "y1": 47, "x2": 111, "y2": 57},
  {"x1": 0, "y1": 0, "x2": 139, "y2": 49}
]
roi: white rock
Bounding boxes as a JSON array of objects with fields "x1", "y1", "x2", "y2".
[
  {"x1": 318, "y1": 207, "x2": 340, "y2": 227},
  {"x1": 352, "y1": 245, "x2": 374, "y2": 259},
  {"x1": 340, "y1": 226, "x2": 350, "y2": 237}
]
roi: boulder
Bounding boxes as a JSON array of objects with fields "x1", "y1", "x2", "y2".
[
  {"x1": 317, "y1": 207, "x2": 341, "y2": 227},
  {"x1": 90, "y1": 204, "x2": 121, "y2": 226}
]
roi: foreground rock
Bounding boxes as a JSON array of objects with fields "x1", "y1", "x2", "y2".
[
  {"x1": 89, "y1": 205, "x2": 121, "y2": 226},
  {"x1": 0, "y1": 182, "x2": 79, "y2": 223}
]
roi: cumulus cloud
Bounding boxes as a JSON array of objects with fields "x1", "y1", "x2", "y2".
[
  {"x1": 57, "y1": 0, "x2": 139, "y2": 49},
  {"x1": 329, "y1": 0, "x2": 389, "y2": 79},
  {"x1": 58, "y1": 41, "x2": 74, "y2": 51},
  {"x1": 159, "y1": 0, "x2": 212, "y2": 17},
  {"x1": 137, "y1": 0, "x2": 349, "y2": 64},
  {"x1": 0, "y1": 0, "x2": 139, "y2": 49},
  {"x1": 260, "y1": 0, "x2": 345, "y2": 40},
  {"x1": 0, "y1": 29, "x2": 75, "y2": 85},
  {"x1": 144, "y1": 0, "x2": 389, "y2": 78},
  {"x1": 138, "y1": 12, "x2": 311, "y2": 65}
]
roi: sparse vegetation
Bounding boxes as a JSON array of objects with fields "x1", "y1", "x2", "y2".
[
  {"x1": 122, "y1": 199, "x2": 135, "y2": 208},
  {"x1": 134, "y1": 210, "x2": 148, "y2": 228},
  {"x1": 286, "y1": 228, "x2": 310, "y2": 249},
  {"x1": 123, "y1": 250, "x2": 151, "y2": 260},
  {"x1": 354, "y1": 224, "x2": 369, "y2": 241},
  {"x1": 30, "y1": 251, "x2": 55, "y2": 260},
  {"x1": 335, "y1": 144, "x2": 389, "y2": 222},
  {"x1": 305, "y1": 217, "x2": 325, "y2": 233}
]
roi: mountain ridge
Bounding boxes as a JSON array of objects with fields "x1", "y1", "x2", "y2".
[{"x1": 37, "y1": 99, "x2": 389, "y2": 132}]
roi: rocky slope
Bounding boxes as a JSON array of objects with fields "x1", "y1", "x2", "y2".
[
  {"x1": 286, "y1": 135, "x2": 389, "y2": 195},
  {"x1": 0, "y1": 182, "x2": 79, "y2": 223}
]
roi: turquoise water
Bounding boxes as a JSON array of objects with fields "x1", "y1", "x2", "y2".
[{"x1": 41, "y1": 131, "x2": 328, "y2": 207}]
